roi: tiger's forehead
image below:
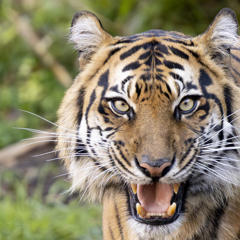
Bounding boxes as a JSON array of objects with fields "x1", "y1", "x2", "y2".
[{"x1": 106, "y1": 32, "x2": 201, "y2": 103}]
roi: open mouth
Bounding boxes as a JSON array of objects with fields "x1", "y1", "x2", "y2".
[{"x1": 128, "y1": 181, "x2": 186, "y2": 225}]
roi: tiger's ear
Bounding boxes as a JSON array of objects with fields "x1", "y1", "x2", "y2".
[
  {"x1": 199, "y1": 8, "x2": 239, "y2": 63},
  {"x1": 69, "y1": 11, "x2": 112, "y2": 68}
]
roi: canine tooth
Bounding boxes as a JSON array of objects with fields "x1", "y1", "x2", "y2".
[
  {"x1": 131, "y1": 184, "x2": 137, "y2": 194},
  {"x1": 167, "y1": 202, "x2": 176, "y2": 217},
  {"x1": 173, "y1": 183, "x2": 180, "y2": 194},
  {"x1": 136, "y1": 203, "x2": 146, "y2": 218}
]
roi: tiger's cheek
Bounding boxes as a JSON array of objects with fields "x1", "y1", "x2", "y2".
[{"x1": 111, "y1": 126, "x2": 140, "y2": 155}]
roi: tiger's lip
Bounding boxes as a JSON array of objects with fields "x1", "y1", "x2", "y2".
[{"x1": 127, "y1": 181, "x2": 187, "y2": 225}]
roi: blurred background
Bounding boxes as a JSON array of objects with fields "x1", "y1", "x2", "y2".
[{"x1": 0, "y1": 0, "x2": 239, "y2": 239}]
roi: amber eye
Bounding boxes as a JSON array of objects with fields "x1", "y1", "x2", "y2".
[
  {"x1": 110, "y1": 99, "x2": 130, "y2": 115},
  {"x1": 178, "y1": 98, "x2": 197, "y2": 114}
]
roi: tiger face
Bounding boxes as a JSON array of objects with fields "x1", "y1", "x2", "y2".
[{"x1": 57, "y1": 8, "x2": 240, "y2": 239}]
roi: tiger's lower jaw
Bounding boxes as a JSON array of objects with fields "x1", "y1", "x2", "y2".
[{"x1": 127, "y1": 182, "x2": 187, "y2": 226}]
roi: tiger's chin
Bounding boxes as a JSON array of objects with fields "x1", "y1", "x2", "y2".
[
  {"x1": 128, "y1": 216, "x2": 184, "y2": 240},
  {"x1": 127, "y1": 182, "x2": 187, "y2": 226}
]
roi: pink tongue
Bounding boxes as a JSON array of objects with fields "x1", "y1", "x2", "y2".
[{"x1": 137, "y1": 183, "x2": 172, "y2": 213}]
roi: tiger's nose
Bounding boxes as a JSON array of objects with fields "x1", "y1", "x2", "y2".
[{"x1": 140, "y1": 155, "x2": 171, "y2": 178}]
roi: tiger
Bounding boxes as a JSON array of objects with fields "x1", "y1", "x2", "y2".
[{"x1": 57, "y1": 8, "x2": 240, "y2": 240}]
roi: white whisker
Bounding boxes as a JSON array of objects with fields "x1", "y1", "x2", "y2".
[{"x1": 19, "y1": 109, "x2": 78, "y2": 134}]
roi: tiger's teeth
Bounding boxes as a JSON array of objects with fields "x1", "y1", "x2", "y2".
[
  {"x1": 173, "y1": 183, "x2": 180, "y2": 194},
  {"x1": 136, "y1": 203, "x2": 146, "y2": 218},
  {"x1": 147, "y1": 212, "x2": 168, "y2": 218},
  {"x1": 131, "y1": 184, "x2": 137, "y2": 194},
  {"x1": 167, "y1": 202, "x2": 177, "y2": 217}
]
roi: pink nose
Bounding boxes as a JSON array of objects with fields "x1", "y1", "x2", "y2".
[{"x1": 140, "y1": 161, "x2": 171, "y2": 177}]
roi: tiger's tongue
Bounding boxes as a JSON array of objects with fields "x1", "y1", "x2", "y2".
[{"x1": 137, "y1": 183, "x2": 172, "y2": 213}]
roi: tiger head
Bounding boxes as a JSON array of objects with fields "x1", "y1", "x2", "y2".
[{"x1": 57, "y1": 8, "x2": 240, "y2": 237}]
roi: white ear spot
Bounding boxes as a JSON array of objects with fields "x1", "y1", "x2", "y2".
[
  {"x1": 69, "y1": 11, "x2": 111, "y2": 64},
  {"x1": 203, "y1": 8, "x2": 239, "y2": 55},
  {"x1": 212, "y1": 12, "x2": 238, "y2": 49}
]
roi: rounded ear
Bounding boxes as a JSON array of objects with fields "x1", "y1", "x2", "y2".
[
  {"x1": 198, "y1": 8, "x2": 239, "y2": 64},
  {"x1": 69, "y1": 11, "x2": 112, "y2": 69}
]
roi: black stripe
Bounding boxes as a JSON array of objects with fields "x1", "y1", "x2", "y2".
[
  {"x1": 187, "y1": 49, "x2": 199, "y2": 59},
  {"x1": 115, "y1": 38, "x2": 139, "y2": 45},
  {"x1": 123, "y1": 61, "x2": 141, "y2": 72},
  {"x1": 179, "y1": 142, "x2": 195, "y2": 164},
  {"x1": 85, "y1": 90, "x2": 96, "y2": 119},
  {"x1": 190, "y1": 201, "x2": 227, "y2": 240},
  {"x1": 199, "y1": 69, "x2": 224, "y2": 140},
  {"x1": 135, "y1": 83, "x2": 142, "y2": 98},
  {"x1": 205, "y1": 200, "x2": 227, "y2": 239},
  {"x1": 120, "y1": 44, "x2": 143, "y2": 60},
  {"x1": 75, "y1": 89, "x2": 96, "y2": 159},
  {"x1": 98, "y1": 70, "x2": 109, "y2": 89},
  {"x1": 106, "y1": 146, "x2": 116, "y2": 168},
  {"x1": 173, "y1": 148, "x2": 197, "y2": 177},
  {"x1": 164, "y1": 60, "x2": 184, "y2": 70},
  {"x1": 191, "y1": 235, "x2": 201, "y2": 240},
  {"x1": 92, "y1": 158, "x2": 108, "y2": 172},
  {"x1": 155, "y1": 42, "x2": 169, "y2": 55},
  {"x1": 82, "y1": 137, "x2": 108, "y2": 171},
  {"x1": 75, "y1": 139, "x2": 88, "y2": 157},
  {"x1": 169, "y1": 72, "x2": 183, "y2": 83},
  {"x1": 186, "y1": 82, "x2": 198, "y2": 90},
  {"x1": 169, "y1": 46, "x2": 189, "y2": 60},
  {"x1": 85, "y1": 45, "x2": 123, "y2": 85},
  {"x1": 231, "y1": 53, "x2": 240, "y2": 63},
  {"x1": 109, "y1": 85, "x2": 120, "y2": 93},
  {"x1": 120, "y1": 40, "x2": 169, "y2": 60},
  {"x1": 223, "y1": 85, "x2": 233, "y2": 122},
  {"x1": 110, "y1": 147, "x2": 135, "y2": 176},
  {"x1": 185, "y1": 48, "x2": 218, "y2": 77},
  {"x1": 139, "y1": 51, "x2": 151, "y2": 59},
  {"x1": 163, "y1": 38, "x2": 194, "y2": 46},
  {"x1": 155, "y1": 57, "x2": 162, "y2": 65},
  {"x1": 97, "y1": 70, "x2": 109, "y2": 115},
  {"x1": 115, "y1": 144, "x2": 131, "y2": 167},
  {"x1": 75, "y1": 88, "x2": 88, "y2": 157},
  {"x1": 231, "y1": 47, "x2": 240, "y2": 51},
  {"x1": 121, "y1": 76, "x2": 133, "y2": 92},
  {"x1": 145, "y1": 55, "x2": 153, "y2": 67},
  {"x1": 98, "y1": 103, "x2": 108, "y2": 115},
  {"x1": 232, "y1": 68, "x2": 240, "y2": 77},
  {"x1": 114, "y1": 202, "x2": 124, "y2": 240},
  {"x1": 155, "y1": 51, "x2": 164, "y2": 58},
  {"x1": 103, "y1": 116, "x2": 112, "y2": 124},
  {"x1": 103, "y1": 47, "x2": 122, "y2": 64},
  {"x1": 109, "y1": 226, "x2": 115, "y2": 240},
  {"x1": 140, "y1": 73, "x2": 151, "y2": 81},
  {"x1": 163, "y1": 91, "x2": 170, "y2": 99},
  {"x1": 77, "y1": 87, "x2": 86, "y2": 125},
  {"x1": 165, "y1": 82, "x2": 172, "y2": 95},
  {"x1": 156, "y1": 73, "x2": 164, "y2": 81}
]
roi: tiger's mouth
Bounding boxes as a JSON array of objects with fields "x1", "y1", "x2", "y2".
[{"x1": 128, "y1": 181, "x2": 186, "y2": 225}]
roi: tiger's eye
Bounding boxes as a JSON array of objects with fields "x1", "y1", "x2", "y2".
[
  {"x1": 111, "y1": 99, "x2": 130, "y2": 114},
  {"x1": 178, "y1": 98, "x2": 196, "y2": 113}
]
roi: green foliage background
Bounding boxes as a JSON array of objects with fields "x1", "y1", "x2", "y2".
[{"x1": 0, "y1": 0, "x2": 240, "y2": 239}]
